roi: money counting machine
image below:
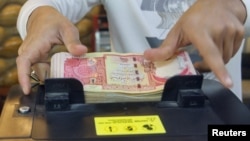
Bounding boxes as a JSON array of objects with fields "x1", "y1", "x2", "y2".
[{"x1": 0, "y1": 75, "x2": 250, "y2": 141}]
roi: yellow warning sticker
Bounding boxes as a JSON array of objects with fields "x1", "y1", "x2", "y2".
[{"x1": 94, "y1": 115, "x2": 166, "y2": 136}]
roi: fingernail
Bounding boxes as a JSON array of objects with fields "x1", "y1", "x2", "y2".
[
  {"x1": 23, "y1": 87, "x2": 29, "y2": 95},
  {"x1": 225, "y1": 76, "x2": 233, "y2": 88}
]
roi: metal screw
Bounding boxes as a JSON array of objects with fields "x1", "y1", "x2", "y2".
[{"x1": 18, "y1": 106, "x2": 31, "y2": 114}]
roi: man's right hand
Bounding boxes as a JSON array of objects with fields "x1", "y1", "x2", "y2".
[{"x1": 16, "y1": 6, "x2": 88, "y2": 95}]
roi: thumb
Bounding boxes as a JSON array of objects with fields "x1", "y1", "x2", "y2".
[
  {"x1": 144, "y1": 27, "x2": 181, "y2": 61},
  {"x1": 61, "y1": 25, "x2": 88, "y2": 56},
  {"x1": 66, "y1": 42, "x2": 88, "y2": 56}
]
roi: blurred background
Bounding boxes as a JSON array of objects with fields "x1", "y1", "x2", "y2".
[{"x1": 0, "y1": 0, "x2": 249, "y2": 112}]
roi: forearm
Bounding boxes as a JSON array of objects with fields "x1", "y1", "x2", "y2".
[
  {"x1": 17, "y1": 0, "x2": 99, "y2": 39},
  {"x1": 242, "y1": 0, "x2": 250, "y2": 37}
]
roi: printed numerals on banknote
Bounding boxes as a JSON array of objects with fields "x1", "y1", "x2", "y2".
[{"x1": 50, "y1": 51, "x2": 196, "y2": 94}]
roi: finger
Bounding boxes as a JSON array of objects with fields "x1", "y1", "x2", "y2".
[
  {"x1": 144, "y1": 27, "x2": 180, "y2": 61},
  {"x1": 232, "y1": 22, "x2": 245, "y2": 57},
  {"x1": 143, "y1": 46, "x2": 176, "y2": 61},
  {"x1": 193, "y1": 34, "x2": 233, "y2": 88},
  {"x1": 60, "y1": 24, "x2": 88, "y2": 56},
  {"x1": 222, "y1": 23, "x2": 235, "y2": 64},
  {"x1": 222, "y1": 19, "x2": 244, "y2": 63},
  {"x1": 193, "y1": 61, "x2": 211, "y2": 73},
  {"x1": 17, "y1": 37, "x2": 51, "y2": 94},
  {"x1": 16, "y1": 54, "x2": 32, "y2": 95},
  {"x1": 32, "y1": 62, "x2": 50, "y2": 82}
]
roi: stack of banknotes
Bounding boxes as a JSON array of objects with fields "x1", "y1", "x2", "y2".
[{"x1": 50, "y1": 51, "x2": 196, "y2": 103}]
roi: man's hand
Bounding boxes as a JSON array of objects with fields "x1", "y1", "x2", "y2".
[
  {"x1": 16, "y1": 6, "x2": 88, "y2": 95},
  {"x1": 144, "y1": 0, "x2": 247, "y2": 89}
]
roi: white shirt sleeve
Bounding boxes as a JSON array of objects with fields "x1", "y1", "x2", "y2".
[
  {"x1": 242, "y1": 0, "x2": 250, "y2": 37},
  {"x1": 17, "y1": 0, "x2": 100, "y2": 39}
]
